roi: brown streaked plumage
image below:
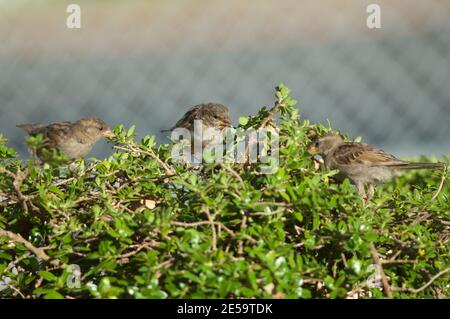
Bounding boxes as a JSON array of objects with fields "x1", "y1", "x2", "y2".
[
  {"x1": 17, "y1": 117, "x2": 114, "y2": 162},
  {"x1": 162, "y1": 103, "x2": 232, "y2": 152},
  {"x1": 162, "y1": 103, "x2": 231, "y2": 132},
  {"x1": 308, "y1": 134, "x2": 446, "y2": 202}
]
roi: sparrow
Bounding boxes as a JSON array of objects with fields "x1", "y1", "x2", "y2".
[
  {"x1": 308, "y1": 133, "x2": 446, "y2": 202},
  {"x1": 17, "y1": 117, "x2": 114, "y2": 162},
  {"x1": 161, "y1": 103, "x2": 232, "y2": 157}
]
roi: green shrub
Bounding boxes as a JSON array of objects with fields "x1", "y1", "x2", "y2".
[{"x1": 0, "y1": 85, "x2": 449, "y2": 299}]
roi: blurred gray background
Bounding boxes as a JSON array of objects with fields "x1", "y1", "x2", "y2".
[{"x1": 0, "y1": 0, "x2": 449, "y2": 159}]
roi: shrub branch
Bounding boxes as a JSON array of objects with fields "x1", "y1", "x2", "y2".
[
  {"x1": 392, "y1": 269, "x2": 450, "y2": 294},
  {"x1": 114, "y1": 144, "x2": 175, "y2": 176},
  {"x1": 0, "y1": 228, "x2": 59, "y2": 267},
  {"x1": 369, "y1": 242, "x2": 392, "y2": 298},
  {"x1": 430, "y1": 168, "x2": 447, "y2": 202}
]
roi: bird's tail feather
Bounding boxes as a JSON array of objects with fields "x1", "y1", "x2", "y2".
[
  {"x1": 396, "y1": 162, "x2": 446, "y2": 170},
  {"x1": 16, "y1": 123, "x2": 44, "y2": 134}
]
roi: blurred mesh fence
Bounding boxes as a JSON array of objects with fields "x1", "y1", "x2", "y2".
[{"x1": 0, "y1": 0, "x2": 449, "y2": 159}]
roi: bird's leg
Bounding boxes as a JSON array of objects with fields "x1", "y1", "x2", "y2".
[
  {"x1": 356, "y1": 182, "x2": 367, "y2": 203},
  {"x1": 30, "y1": 148, "x2": 40, "y2": 164},
  {"x1": 367, "y1": 184, "x2": 375, "y2": 202}
]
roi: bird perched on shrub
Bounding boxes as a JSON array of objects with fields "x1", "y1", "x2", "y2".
[
  {"x1": 162, "y1": 103, "x2": 231, "y2": 135},
  {"x1": 308, "y1": 133, "x2": 446, "y2": 202},
  {"x1": 162, "y1": 103, "x2": 232, "y2": 160},
  {"x1": 17, "y1": 117, "x2": 114, "y2": 163}
]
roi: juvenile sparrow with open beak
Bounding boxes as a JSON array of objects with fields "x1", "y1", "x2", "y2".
[
  {"x1": 161, "y1": 103, "x2": 232, "y2": 155},
  {"x1": 17, "y1": 117, "x2": 114, "y2": 163},
  {"x1": 308, "y1": 133, "x2": 446, "y2": 202}
]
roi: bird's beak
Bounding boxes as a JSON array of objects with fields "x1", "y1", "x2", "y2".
[
  {"x1": 307, "y1": 144, "x2": 318, "y2": 154},
  {"x1": 102, "y1": 129, "x2": 115, "y2": 139},
  {"x1": 218, "y1": 118, "x2": 232, "y2": 127}
]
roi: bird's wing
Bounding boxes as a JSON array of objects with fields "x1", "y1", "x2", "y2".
[
  {"x1": 173, "y1": 105, "x2": 201, "y2": 129},
  {"x1": 332, "y1": 142, "x2": 405, "y2": 167},
  {"x1": 42, "y1": 122, "x2": 74, "y2": 148}
]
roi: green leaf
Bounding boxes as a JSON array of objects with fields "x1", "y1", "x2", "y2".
[
  {"x1": 239, "y1": 117, "x2": 249, "y2": 126},
  {"x1": 127, "y1": 125, "x2": 136, "y2": 137},
  {"x1": 43, "y1": 291, "x2": 64, "y2": 299},
  {"x1": 37, "y1": 271, "x2": 58, "y2": 282}
]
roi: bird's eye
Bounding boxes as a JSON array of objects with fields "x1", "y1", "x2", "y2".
[
  {"x1": 315, "y1": 142, "x2": 319, "y2": 147},
  {"x1": 99, "y1": 127, "x2": 104, "y2": 131}
]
